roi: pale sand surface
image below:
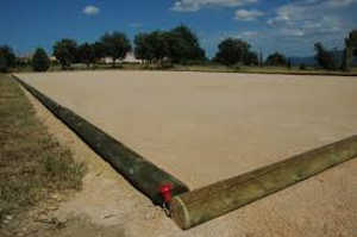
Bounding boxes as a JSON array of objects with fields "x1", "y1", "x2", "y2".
[
  {"x1": 21, "y1": 79, "x2": 357, "y2": 237},
  {"x1": 17, "y1": 71, "x2": 356, "y2": 189}
]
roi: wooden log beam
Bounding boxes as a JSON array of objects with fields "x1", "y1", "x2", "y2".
[
  {"x1": 13, "y1": 75, "x2": 190, "y2": 205},
  {"x1": 170, "y1": 135, "x2": 357, "y2": 230}
]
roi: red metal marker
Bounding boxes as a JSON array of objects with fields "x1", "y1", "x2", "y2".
[{"x1": 159, "y1": 183, "x2": 173, "y2": 204}]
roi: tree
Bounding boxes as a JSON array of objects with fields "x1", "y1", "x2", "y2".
[
  {"x1": 0, "y1": 45, "x2": 16, "y2": 73},
  {"x1": 134, "y1": 25, "x2": 206, "y2": 65},
  {"x1": 214, "y1": 38, "x2": 253, "y2": 66},
  {"x1": 92, "y1": 42, "x2": 106, "y2": 63},
  {"x1": 259, "y1": 49, "x2": 263, "y2": 67},
  {"x1": 265, "y1": 52, "x2": 287, "y2": 66},
  {"x1": 134, "y1": 31, "x2": 169, "y2": 64},
  {"x1": 342, "y1": 30, "x2": 357, "y2": 71},
  {"x1": 134, "y1": 33, "x2": 152, "y2": 62},
  {"x1": 167, "y1": 25, "x2": 206, "y2": 63},
  {"x1": 32, "y1": 48, "x2": 50, "y2": 72},
  {"x1": 147, "y1": 31, "x2": 169, "y2": 63},
  {"x1": 0, "y1": 55, "x2": 7, "y2": 73},
  {"x1": 245, "y1": 51, "x2": 259, "y2": 66},
  {"x1": 314, "y1": 42, "x2": 335, "y2": 70},
  {"x1": 53, "y1": 39, "x2": 78, "y2": 69},
  {"x1": 100, "y1": 32, "x2": 131, "y2": 67},
  {"x1": 287, "y1": 58, "x2": 292, "y2": 69},
  {"x1": 77, "y1": 43, "x2": 96, "y2": 67},
  {"x1": 164, "y1": 31, "x2": 187, "y2": 63}
]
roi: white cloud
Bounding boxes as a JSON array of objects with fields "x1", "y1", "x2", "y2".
[
  {"x1": 200, "y1": 0, "x2": 355, "y2": 58},
  {"x1": 234, "y1": 9, "x2": 264, "y2": 21},
  {"x1": 83, "y1": 5, "x2": 100, "y2": 16},
  {"x1": 237, "y1": 31, "x2": 258, "y2": 38},
  {"x1": 171, "y1": 0, "x2": 257, "y2": 12},
  {"x1": 327, "y1": 0, "x2": 356, "y2": 7},
  {"x1": 267, "y1": 0, "x2": 353, "y2": 37},
  {"x1": 253, "y1": 0, "x2": 356, "y2": 56},
  {"x1": 279, "y1": 28, "x2": 305, "y2": 37},
  {"x1": 204, "y1": 0, "x2": 355, "y2": 57}
]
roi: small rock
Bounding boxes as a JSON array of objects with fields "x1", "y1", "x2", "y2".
[
  {"x1": 57, "y1": 216, "x2": 67, "y2": 223},
  {"x1": 5, "y1": 215, "x2": 13, "y2": 220},
  {"x1": 47, "y1": 206, "x2": 59, "y2": 211},
  {"x1": 37, "y1": 214, "x2": 48, "y2": 221},
  {"x1": 144, "y1": 212, "x2": 153, "y2": 220},
  {"x1": 102, "y1": 213, "x2": 116, "y2": 219},
  {"x1": 18, "y1": 228, "x2": 30, "y2": 237},
  {"x1": 52, "y1": 194, "x2": 62, "y2": 201}
]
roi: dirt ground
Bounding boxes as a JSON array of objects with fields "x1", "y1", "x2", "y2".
[
  {"x1": 17, "y1": 71, "x2": 356, "y2": 189},
  {"x1": 16, "y1": 71, "x2": 357, "y2": 236}
]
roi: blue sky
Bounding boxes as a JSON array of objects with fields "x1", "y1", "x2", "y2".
[{"x1": 0, "y1": 0, "x2": 356, "y2": 58}]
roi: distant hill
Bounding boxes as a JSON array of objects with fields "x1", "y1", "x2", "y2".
[
  {"x1": 290, "y1": 56, "x2": 316, "y2": 66},
  {"x1": 290, "y1": 50, "x2": 357, "y2": 67}
]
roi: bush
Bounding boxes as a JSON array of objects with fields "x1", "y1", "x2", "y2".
[
  {"x1": 265, "y1": 52, "x2": 287, "y2": 66},
  {"x1": 32, "y1": 48, "x2": 50, "y2": 72},
  {"x1": 299, "y1": 63, "x2": 307, "y2": 70}
]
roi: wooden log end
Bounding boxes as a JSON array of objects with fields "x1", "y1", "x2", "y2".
[{"x1": 170, "y1": 196, "x2": 192, "y2": 230}]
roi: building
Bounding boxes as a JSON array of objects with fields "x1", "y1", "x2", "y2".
[{"x1": 101, "y1": 52, "x2": 142, "y2": 64}]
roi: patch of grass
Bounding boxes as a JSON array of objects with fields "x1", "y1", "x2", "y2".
[
  {"x1": 43, "y1": 152, "x2": 86, "y2": 190},
  {"x1": 0, "y1": 74, "x2": 85, "y2": 223}
]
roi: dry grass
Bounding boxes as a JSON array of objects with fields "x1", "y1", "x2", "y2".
[{"x1": 0, "y1": 74, "x2": 85, "y2": 223}]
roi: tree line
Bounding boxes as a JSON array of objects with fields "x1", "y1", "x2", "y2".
[
  {"x1": 51, "y1": 25, "x2": 206, "y2": 71},
  {"x1": 0, "y1": 25, "x2": 356, "y2": 72}
]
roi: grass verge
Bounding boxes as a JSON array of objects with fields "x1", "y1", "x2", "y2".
[
  {"x1": 171, "y1": 65, "x2": 357, "y2": 76},
  {"x1": 0, "y1": 74, "x2": 86, "y2": 223}
]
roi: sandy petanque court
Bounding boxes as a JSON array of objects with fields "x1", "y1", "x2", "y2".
[{"x1": 16, "y1": 71, "x2": 357, "y2": 189}]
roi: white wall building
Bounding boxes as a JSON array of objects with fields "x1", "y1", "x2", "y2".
[{"x1": 101, "y1": 52, "x2": 142, "y2": 64}]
